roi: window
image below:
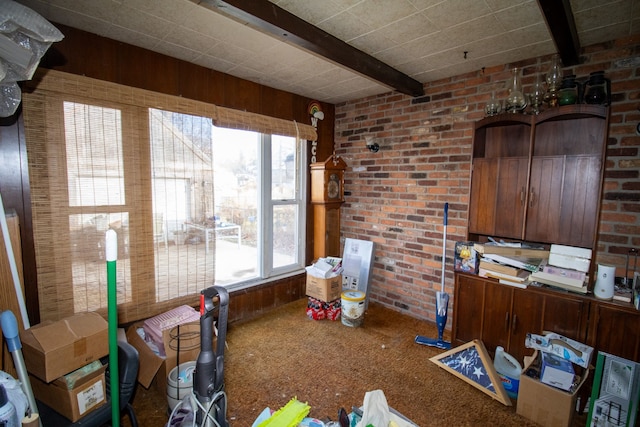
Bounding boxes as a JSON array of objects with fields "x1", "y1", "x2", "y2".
[{"x1": 23, "y1": 70, "x2": 315, "y2": 322}]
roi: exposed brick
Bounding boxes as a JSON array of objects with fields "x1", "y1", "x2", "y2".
[{"x1": 336, "y1": 35, "x2": 640, "y2": 323}]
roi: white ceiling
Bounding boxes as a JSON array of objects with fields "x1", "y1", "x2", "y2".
[{"x1": 13, "y1": 0, "x2": 640, "y2": 104}]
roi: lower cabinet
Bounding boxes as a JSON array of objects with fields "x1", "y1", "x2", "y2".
[
  {"x1": 452, "y1": 273, "x2": 589, "y2": 363},
  {"x1": 587, "y1": 301, "x2": 640, "y2": 362}
]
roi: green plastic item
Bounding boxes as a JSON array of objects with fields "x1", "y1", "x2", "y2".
[{"x1": 257, "y1": 397, "x2": 310, "y2": 427}]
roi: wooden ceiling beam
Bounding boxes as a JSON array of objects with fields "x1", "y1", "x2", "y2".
[
  {"x1": 537, "y1": 0, "x2": 581, "y2": 66},
  {"x1": 198, "y1": 0, "x2": 425, "y2": 98}
]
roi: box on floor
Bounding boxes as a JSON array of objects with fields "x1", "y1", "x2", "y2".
[
  {"x1": 30, "y1": 364, "x2": 107, "y2": 422},
  {"x1": 517, "y1": 350, "x2": 589, "y2": 427},
  {"x1": 126, "y1": 320, "x2": 201, "y2": 394},
  {"x1": 20, "y1": 312, "x2": 109, "y2": 383},
  {"x1": 305, "y1": 273, "x2": 342, "y2": 302}
]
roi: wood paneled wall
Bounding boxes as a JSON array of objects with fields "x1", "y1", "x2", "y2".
[{"x1": 1, "y1": 23, "x2": 336, "y2": 325}]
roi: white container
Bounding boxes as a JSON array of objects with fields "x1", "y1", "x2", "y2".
[
  {"x1": 167, "y1": 361, "x2": 196, "y2": 411},
  {"x1": 594, "y1": 264, "x2": 615, "y2": 300},
  {"x1": 494, "y1": 346, "x2": 521, "y2": 400},
  {"x1": 341, "y1": 290, "x2": 365, "y2": 327},
  {"x1": 0, "y1": 385, "x2": 18, "y2": 427}
]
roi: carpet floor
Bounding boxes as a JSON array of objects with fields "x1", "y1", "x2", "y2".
[{"x1": 128, "y1": 298, "x2": 588, "y2": 426}]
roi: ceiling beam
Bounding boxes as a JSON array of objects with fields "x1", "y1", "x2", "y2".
[
  {"x1": 198, "y1": 0, "x2": 425, "y2": 98},
  {"x1": 537, "y1": 0, "x2": 581, "y2": 66}
]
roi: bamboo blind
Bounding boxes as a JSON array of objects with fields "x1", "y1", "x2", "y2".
[{"x1": 22, "y1": 70, "x2": 314, "y2": 323}]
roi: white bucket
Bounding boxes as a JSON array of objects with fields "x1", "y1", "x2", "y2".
[
  {"x1": 341, "y1": 290, "x2": 365, "y2": 327},
  {"x1": 167, "y1": 361, "x2": 196, "y2": 411}
]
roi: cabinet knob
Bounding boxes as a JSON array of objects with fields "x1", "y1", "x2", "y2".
[
  {"x1": 512, "y1": 314, "x2": 517, "y2": 333},
  {"x1": 520, "y1": 187, "x2": 526, "y2": 205},
  {"x1": 504, "y1": 312, "x2": 510, "y2": 331}
]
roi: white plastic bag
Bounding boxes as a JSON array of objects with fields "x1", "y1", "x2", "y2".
[{"x1": 357, "y1": 390, "x2": 390, "y2": 427}]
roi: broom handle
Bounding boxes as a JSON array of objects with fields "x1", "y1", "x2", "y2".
[{"x1": 441, "y1": 203, "x2": 448, "y2": 293}]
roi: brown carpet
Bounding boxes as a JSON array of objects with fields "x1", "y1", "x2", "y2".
[{"x1": 129, "y1": 298, "x2": 588, "y2": 426}]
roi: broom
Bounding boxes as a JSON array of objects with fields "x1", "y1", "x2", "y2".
[{"x1": 415, "y1": 202, "x2": 451, "y2": 350}]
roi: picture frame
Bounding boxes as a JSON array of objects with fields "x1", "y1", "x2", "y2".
[{"x1": 430, "y1": 339, "x2": 512, "y2": 406}]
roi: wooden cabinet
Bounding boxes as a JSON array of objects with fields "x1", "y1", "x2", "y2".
[
  {"x1": 468, "y1": 105, "x2": 608, "y2": 250},
  {"x1": 452, "y1": 273, "x2": 589, "y2": 362},
  {"x1": 468, "y1": 116, "x2": 530, "y2": 240},
  {"x1": 587, "y1": 300, "x2": 640, "y2": 363}
]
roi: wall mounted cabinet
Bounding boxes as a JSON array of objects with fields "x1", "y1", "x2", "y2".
[{"x1": 468, "y1": 105, "x2": 608, "y2": 250}]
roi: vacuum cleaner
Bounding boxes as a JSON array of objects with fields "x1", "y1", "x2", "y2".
[
  {"x1": 193, "y1": 285, "x2": 229, "y2": 427},
  {"x1": 415, "y1": 202, "x2": 451, "y2": 350}
]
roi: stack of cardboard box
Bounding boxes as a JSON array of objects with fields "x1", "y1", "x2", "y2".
[{"x1": 20, "y1": 312, "x2": 109, "y2": 422}]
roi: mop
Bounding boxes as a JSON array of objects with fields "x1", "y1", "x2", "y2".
[{"x1": 415, "y1": 202, "x2": 451, "y2": 350}]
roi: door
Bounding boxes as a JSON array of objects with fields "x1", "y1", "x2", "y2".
[
  {"x1": 469, "y1": 157, "x2": 527, "y2": 239},
  {"x1": 589, "y1": 303, "x2": 640, "y2": 363},
  {"x1": 509, "y1": 289, "x2": 543, "y2": 362},
  {"x1": 452, "y1": 274, "x2": 486, "y2": 347},
  {"x1": 481, "y1": 280, "x2": 513, "y2": 354}
]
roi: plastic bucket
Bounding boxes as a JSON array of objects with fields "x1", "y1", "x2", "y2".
[
  {"x1": 341, "y1": 290, "x2": 365, "y2": 327},
  {"x1": 167, "y1": 361, "x2": 196, "y2": 410}
]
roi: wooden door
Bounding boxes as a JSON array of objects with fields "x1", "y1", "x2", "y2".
[
  {"x1": 509, "y1": 289, "x2": 543, "y2": 362},
  {"x1": 588, "y1": 302, "x2": 640, "y2": 363},
  {"x1": 469, "y1": 157, "x2": 527, "y2": 239},
  {"x1": 468, "y1": 158, "x2": 498, "y2": 236},
  {"x1": 541, "y1": 291, "x2": 589, "y2": 343},
  {"x1": 481, "y1": 280, "x2": 513, "y2": 354},
  {"x1": 495, "y1": 157, "x2": 528, "y2": 239},
  {"x1": 452, "y1": 273, "x2": 486, "y2": 347},
  {"x1": 555, "y1": 155, "x2": 602, "y2": 248},
  {"x1": 525, "y1": 156, "x2": 564, "y2": 243}
]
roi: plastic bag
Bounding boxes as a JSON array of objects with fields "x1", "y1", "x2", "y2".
[{"x1": 357, "y1": 390, "x2": 390, "y2": 427}]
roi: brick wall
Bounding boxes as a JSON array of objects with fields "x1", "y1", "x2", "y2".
[{"x1": 334, "y1": 34, "x2": 640, "y2": 324}]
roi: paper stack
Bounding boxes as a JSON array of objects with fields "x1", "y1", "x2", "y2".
[{"x1": 529, "y1": 244, "x2": 591, "y2": 294}]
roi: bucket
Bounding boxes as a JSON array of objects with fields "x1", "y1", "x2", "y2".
[
  {"x1": 341, "y1": 290, "x2": 365, "y2": 327},
  {"x1": 167, "y1": 361, "x2": 196, "y2": 411},
  {"x1": 494, "y1": 346, "x2": 521, "y2": 399}
]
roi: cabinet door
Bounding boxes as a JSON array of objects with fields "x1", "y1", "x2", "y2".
[
  {"x1": 469, "y1": 157, "x2": 527, "y2": 239},
  {"x1": 526, "y1": 155, "x2": 601, "y2": 247},
  {"x1": 452, "y1": 274, "x2": 486, "y2": 347},
  {"x1": 468, "y1": 158, "x2": 498, "y2": 236},
  {"x1": 481, "y1": 281, "x2": 512, "y2": 354},
  {"x1": 509, "y1": 289, "x2": 543, "y2": 362},
  {"x1": 589, "y1": 303, "x2": 640, "y2": 363},
  {"x1": 541, "y1": 292, "x2": 589, "y2": 343}
]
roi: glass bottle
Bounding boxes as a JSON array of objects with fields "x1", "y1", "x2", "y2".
[
  {"x1": 544, "y1": 54, "x2": 562, "y2": 107},
  {"x1": 505, "y1": 67, "x2": 527, "y2": 113},
  {"x1": 527, "y1": 73, "x2": 545, "y2": 114},
  {"x1": 485, "y1": 91, "x2": 502, "y2": 116}
]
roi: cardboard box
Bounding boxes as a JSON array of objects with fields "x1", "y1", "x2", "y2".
[
  {"x1": 126, "y1": 320, "x2": 201, "y2": 394},
  {"x1": 517, "y1": 351, "x2": 589, "y2": 427},
  {"x1": 31, "y1": 365, "x2": 107, "y2": 422},
  {"x1": 20, "y1": 312, "x2": 109, "y2": 382},
  {"x1": 541, "y1": 351, "x2": 575, "y2": 391},
  {"x1": 305, "y1": 273, "x2": 342, "y2": 302}
]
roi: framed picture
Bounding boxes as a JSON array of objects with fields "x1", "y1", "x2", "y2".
[{"x1": 430, "y1": 339, "x2": 511, "y2": 406}]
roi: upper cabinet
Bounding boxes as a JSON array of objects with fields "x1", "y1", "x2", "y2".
[{"x1": 468, "y1": 105, "x2": 609, "y2": 250}]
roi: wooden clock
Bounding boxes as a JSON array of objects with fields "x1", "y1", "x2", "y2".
[{"x1": 310, "y1": 155, "x2": 347, "y2": 259}]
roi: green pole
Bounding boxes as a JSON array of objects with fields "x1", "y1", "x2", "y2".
[{"x1": 106, "y1": 230, "x2": 120, "y2": 427}]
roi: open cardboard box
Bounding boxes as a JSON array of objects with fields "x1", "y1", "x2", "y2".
[
  {"x1": 305, "y1": 273, "x2": 342, "y2": 302},
  {"x1": 20, "y1": 312, "x2": 109, "y2": 382},
  {"x1": 30, "y1": 364, "x2": 107, "y2": 422},
  {"x1": 517, "y1": 350, "x2": 589, "y2": 427},
  {"x1": 126, "y1": 320, "x2": 201, "y2": 394}
]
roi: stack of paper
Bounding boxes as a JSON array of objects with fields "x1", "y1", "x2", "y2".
[{"x1": 529, "y1": 245, "x2": 591, "y2": 294}]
